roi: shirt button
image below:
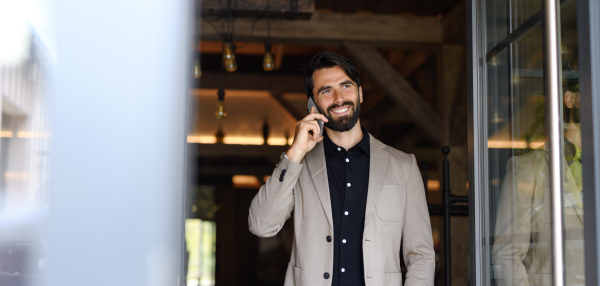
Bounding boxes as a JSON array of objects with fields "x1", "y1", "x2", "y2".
[
  {"x1": 342, "y1": 239, "x2": 347, "y2": 243},
  {"x1": 344, "y1": 211, "x2": 349, "y2": 216},
  {"x1": 345, "y1": 158, "x2": 349, "y2": 162},
  {"x1": 341, "y1": 268, "x2": 345, "y2": 273},
  {"x1": 324, "y1": 272, "x2": 330, "y2": 279},
  {"x1": 337, "y1": 147, "x2": 341, "y2": 151},
  {"x1": 347, "y1": 183, "x2": 351, "y2": 187},
  {"x1": 326, "y1": 236, "x2": 332, "y2": 242}
]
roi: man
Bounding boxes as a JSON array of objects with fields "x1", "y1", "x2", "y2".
[
  {"x1": 492, "y1": 86, "x2": 584, "y2": 286},
  {"x1": 248, "y1": 52, "x2": 435, "y2": 286}
]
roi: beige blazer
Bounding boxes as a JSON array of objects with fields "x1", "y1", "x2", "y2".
[
  {"x1": 492, "y1": 148, "x2": 584, "y2": 286},
  {"x1": 248, "y1": 135, "x2": 435, "y2": 286}
]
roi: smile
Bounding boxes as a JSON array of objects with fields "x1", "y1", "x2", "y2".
[{"x1": 330, "y1": 106, "x2": 351, "y2": 115}]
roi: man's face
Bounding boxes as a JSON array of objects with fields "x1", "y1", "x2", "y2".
[
  {"x1": 312, "y1": 66, "x2": 362, "y2": 132},
  {"x1": 564, "y1": 90, "x2": 581, "y2": 124}
]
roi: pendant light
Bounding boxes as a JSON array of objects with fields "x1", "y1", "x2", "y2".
[{"x1": 223, "y1": 33, "x2": 237, "y2": 72}]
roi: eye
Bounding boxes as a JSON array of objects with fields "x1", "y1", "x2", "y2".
[{"x1": 343, "y1": 84, "x2": 351, "y2": 89}]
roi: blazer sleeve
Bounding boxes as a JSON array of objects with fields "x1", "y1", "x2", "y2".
[
  {"x1": 402, "y1": 155, "x2": 436, "y2": 286},
  {"x1": 248, "y1": 153, "x2": 303, "y2": 237}
]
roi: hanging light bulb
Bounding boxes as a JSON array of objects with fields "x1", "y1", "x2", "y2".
[
  {"x1": 193, "y1": 54, "x2": 201, "y2": 78},
  {"x1": 223, "y1": 33, "x2": 237, "y2": 72},
  {"x1": 263, "y1": 43, "x2": 274, "y2": 71},
  {"x1": 215, "y1": 88, "x2": 227, "y2": 119}
]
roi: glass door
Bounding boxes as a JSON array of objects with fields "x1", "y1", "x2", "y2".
[{"x1": 469, "y1": 0, "x2": 595, "y2": 285}]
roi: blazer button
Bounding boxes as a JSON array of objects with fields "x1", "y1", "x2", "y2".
[
  {"x1": 326, "y1": 236, "x2": 332, "y2": 242},
  {"x1": 323, "y1": 272, "x2": 330, "y2": 279}
]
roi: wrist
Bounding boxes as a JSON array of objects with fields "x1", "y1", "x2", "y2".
[{"x1": 286, "y1": 147, "x2": 305, "y2": 164}]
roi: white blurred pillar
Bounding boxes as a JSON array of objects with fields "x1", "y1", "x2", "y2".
[{"x1": 48, "y1": 0, "x2": 190, "y2": 285}]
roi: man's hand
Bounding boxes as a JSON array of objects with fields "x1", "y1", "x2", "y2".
[{"x1": 286, "y1": 106, "x2": 329, "y2": 164}]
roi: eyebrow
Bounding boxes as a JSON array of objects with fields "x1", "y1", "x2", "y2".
[
  {"x1": 316, "y1": 80, "x2": 356, "y2": 95},
  {"x1": 316, "y1": 85, "x2": 332, "y2": 95},
  {"x1": 340, "y1": 80, "x2": 356, "y2": 87}
]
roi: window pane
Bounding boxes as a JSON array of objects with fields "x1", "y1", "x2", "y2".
[
  {"x1": 485, "y1": 14, "x2": 555, "y2": 286},
  {"x1": 510, "y1": 0, "x2": 542, "y2": 32},
  {"x1": 559, "y1": 0, "x2": 585, "y2": 284},
  {"x1": 486, "y1": 0, "x2": 509, "y2": 50}
]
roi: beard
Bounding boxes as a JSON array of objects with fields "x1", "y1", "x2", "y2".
[{"x1": 321, "y1": 98, "x2": 361, "y2": 132}]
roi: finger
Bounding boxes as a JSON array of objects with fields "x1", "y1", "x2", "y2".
[
  {"x1": 299, "y1": 120, "x2": 318, "y2": 135},
  {"x1": 302, "y1": 113, "x2": 329, "y2": 122},
  {"x1": 310, "y1": 106, "x2": 316, "y2": 114},
  {"x1": 301, "y1": 121, "x2": 321, "y2": 141}
]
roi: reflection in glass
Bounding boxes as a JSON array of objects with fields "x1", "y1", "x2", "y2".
[
  {"x1": 487, "y1": 21, "x2": 554, "y2": 286},
  {"x1": 483, "y1": 0, "x2": 584, "y2": 284},
  {"x1": 559, "y1": 0, "x2": 585, "y2": 283}
]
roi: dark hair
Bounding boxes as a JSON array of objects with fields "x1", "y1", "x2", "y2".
[{"x1": 302, "y1": 52, "x2": 361, "y2": 99}]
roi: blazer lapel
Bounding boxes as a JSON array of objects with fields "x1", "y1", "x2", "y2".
[
  {"x1": 305, "y1": 141, "x2": 334, "y2": 229},
  {"x1": 364, "y1": 136, "x2": 389, "y2": 228}
]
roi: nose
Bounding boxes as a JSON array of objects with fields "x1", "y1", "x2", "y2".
[{"x1": 332, "y1": 89, "x2": 344, "y2": 105}]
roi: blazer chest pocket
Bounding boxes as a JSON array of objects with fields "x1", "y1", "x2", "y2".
[{"x1": 376, "y1": 184, "x2": 406, "y2": 222}]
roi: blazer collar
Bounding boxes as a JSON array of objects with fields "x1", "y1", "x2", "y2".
[{"x1": 305, "y1": 141, "x2": 334, "y2": 229}]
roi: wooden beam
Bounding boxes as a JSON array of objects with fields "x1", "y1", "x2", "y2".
[
  {"x1": 195, "y1": 143, "x2": 289, "y2": 165},
  {"x1": 442, "y1": 0, "x2": 466, "y2": 44},
  {"x1": 199, "y1": 41, "x2": 324, "y2": 56},
  {"x1": 271, "y1": 92, "x2": 304, "y2": 121},
  {"x1": 414, "y1": 69, "x2": 436, "y2": 106},
  {"x1": 200, "y1": 12, "x2": 443, "y2": 48},
  {"x1": 398, "y1": 50, "x2": 431, "y2": 77},
  {"x1": 360, "y1": 89, "x2": 387, "y2": 115},
  {"x1": 201, "y1": 0, "x2": 314, "y2": 20},
  {"x1": 198, "y1": 71, "x2": 304, "y2": 93},
  {"x1": 436, "y1": 45, "x2": 466, "y2": 133},
  {"x1": 437, "y1": 45, "x2": 466, "y2": 117},
  {"x1": 274, "y1": 44, "x2": 285, "y2": 70},
  {"x1": 343, "y1": 42, "x2": 445, "y2": 145},
  {"x1": 387, "y1": 50, "x2": 407, "y2": 66}
]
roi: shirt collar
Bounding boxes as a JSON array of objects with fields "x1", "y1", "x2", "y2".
[{"x1": 323, "y1": 126, "x2": 370, "y2": 157}]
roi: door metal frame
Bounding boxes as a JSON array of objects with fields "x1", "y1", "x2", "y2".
[
  {"x1": 579, "y1": 0, "x2": 600, "y2": 284},
  {"x1": 467, "y1": 0, "x2": 485, "y2": 284},
  {"x1": 542, "y1": 0, "x2": 566, "y2": 284},
  {"x1": 468, "y1": 0, "x2": 600, "y2": 285}
]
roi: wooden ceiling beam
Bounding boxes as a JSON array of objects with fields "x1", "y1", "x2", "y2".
[
  {"x1": 198, "y1": 71, "x2": 304, "y2": 93},
  {"x1": 274, "y1": 44, "x2": 285, "y2": 70},
  {"x1": 398, "y1": 50, "x2": 432, "y2": 77},
  {"x1": 343, "y1": 41, "x2": 445, "y2": 145},
  {"x1": 271, "y1": 92, "x2": 304, "y2": 121},
  {"x1": 360, "y1": 89, "x2": 387, "y2": 115},
  {"x1": 442, "y1": 0, "x2": 466, "y2": 44},
  {"x1": 200, "y1": 12, "x2": 443, "y2": 48},
  {"x1": 201, "y1": 0, "x2": 315, "y2": 20}
]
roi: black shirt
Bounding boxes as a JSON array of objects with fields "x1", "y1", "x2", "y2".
[{"x1": 323, "y1": 127, "x2": 370, "y2": 286}]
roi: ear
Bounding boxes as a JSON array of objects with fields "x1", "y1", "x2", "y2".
[
  {"x1": 359, "y1": 86, "x2": 363, "y2": 103},
  {"x1": 565, "y1": 91, "x2": 575, "y2": 109}
]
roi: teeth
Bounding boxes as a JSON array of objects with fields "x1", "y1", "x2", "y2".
[{"x1": 332, "y1": 107, "x2": 349, "y2": 114}]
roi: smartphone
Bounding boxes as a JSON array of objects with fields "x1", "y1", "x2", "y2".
[{"x1": 307, "y1": 97, "x2": 325, "y2": 137}]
